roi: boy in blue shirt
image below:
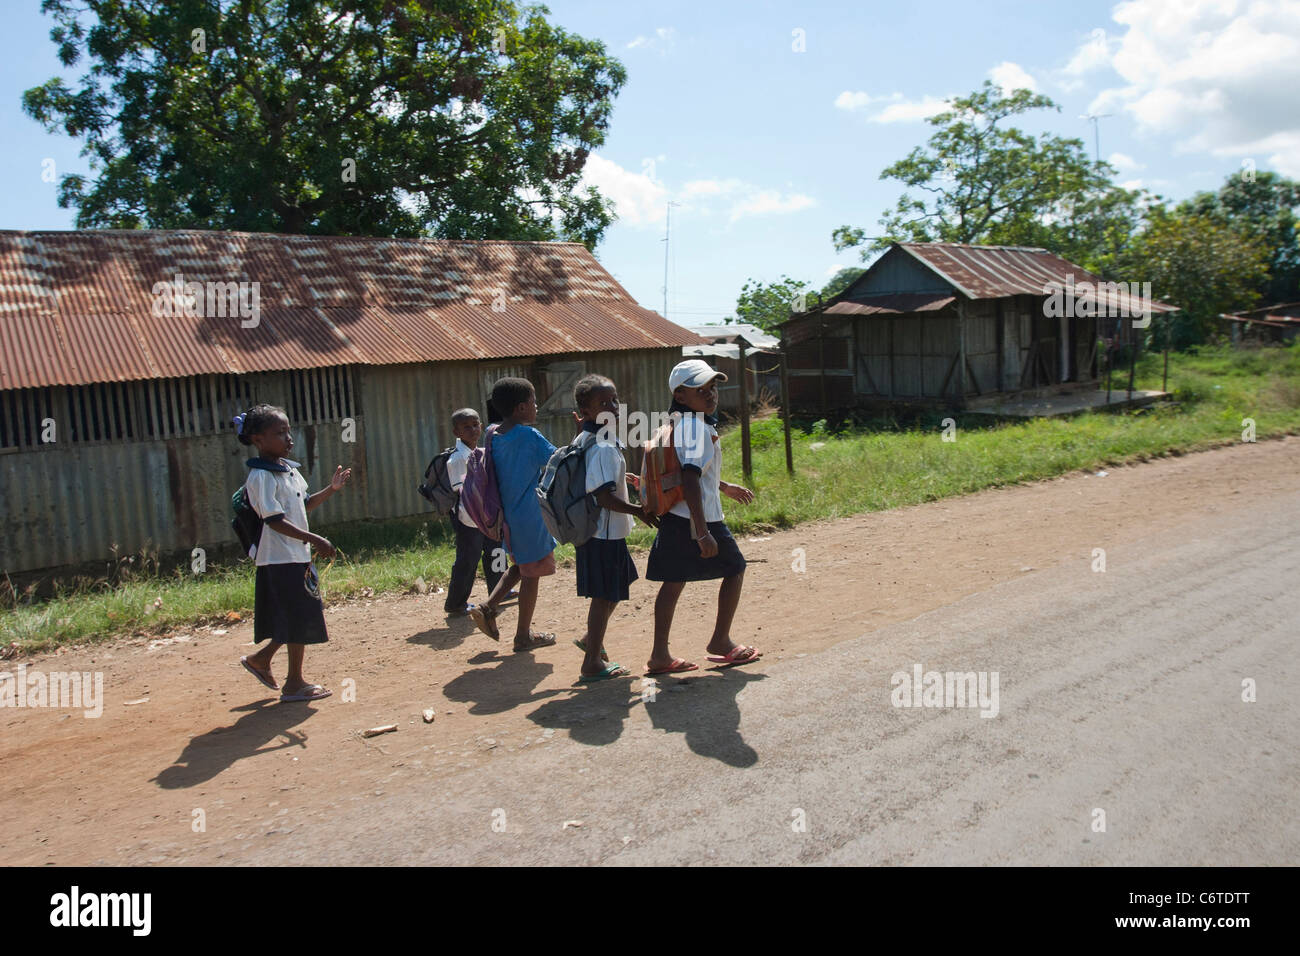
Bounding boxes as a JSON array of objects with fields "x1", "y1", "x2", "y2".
[{"x1": 468, "y1": 378, "x2": 559, "y2": 652}]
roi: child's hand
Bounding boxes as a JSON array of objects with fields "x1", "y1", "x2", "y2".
[
  {"x1": 696, "y1": 531, "x2": 718, "y2": 558},
  {"x1": 721, "y1": 481, "x2": 754, "y2": 505},
  {"x1": 330, "y1": 466, "x2": 352, "y2": 491},
  {"x1": 625, "y1": 472, "x2": 640, "y2": 490},
  {"x1": 313, "y1": 535, "x2": 337, "y2": 559},
  {"x1": 638, "y1": 511, "x2": 660, "y2": 529}
]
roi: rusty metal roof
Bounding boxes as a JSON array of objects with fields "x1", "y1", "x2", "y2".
[
  {"x1": 0, "y1": 230, "x2": 704, "y2": 390},
  {"x1": 1222, "y1": 302, "x2": 1300, "y2": 324},
  {"x1": 896, "y1": 242, "x2": 1178, "y2": 315},
  {"x1": 824, "y1": 292, "x2": 955, "y2": 316}
]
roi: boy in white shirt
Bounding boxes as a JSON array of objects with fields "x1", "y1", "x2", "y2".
[{"x1": 444, "y1": 408, "x2": 507, "y2": 614}]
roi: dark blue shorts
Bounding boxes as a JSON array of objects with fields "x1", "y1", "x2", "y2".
[{"x1": 645, "y1": 513, "x2": 747, "y2": 582}]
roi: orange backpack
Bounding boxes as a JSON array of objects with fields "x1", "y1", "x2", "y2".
[
  {"x1": 640, "y1": 417, "x2": 719, "y2": 516},
  {"x1": 640, "y1": 420, "x2": 684, "y2": 516}
]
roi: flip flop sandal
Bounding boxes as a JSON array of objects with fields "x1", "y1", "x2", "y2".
[
  {"x1": 513, "y1": 632, "x2": 557, "y2": 652},
  {"x1": 706, "y1": 645, "x2": 762, "y2": 666},
  {"x1": 573, "y1": 638, "x2": 610, "y2": 663},
  {"x1": 578, "y1": 663, "x2": 631, "y2": 683},
  {"x1": 280, "y1": 684, "x2": 332, "y2": 702},
  {"x1": 469, "y1": 604, "x2": 500, "y2": 640},
  {"x1": 644, "y1": 658, "x2": 699, "y2": 676},
  {"x1": 240, "y1": 656, "x2": 278, "y2": 690}
]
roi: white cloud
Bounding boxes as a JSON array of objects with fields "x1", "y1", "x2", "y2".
[
  {"x1": 627, "y1": 27, "x2": 675, "y2": 54},
  {"x1": 988, "y1": 61, "x2": 1038, "y2": 93},
  {"x1": 727, "y1": 190, "x2": 816, "y2": 223},
  {"x1": 583, "y1": 160, "x2": 815, "y2": 228},
  {"x1": 1060, "y1": 27, "x2": 1115, "y2": 90},
  {"x1": 1087, "y1": 0, "x2": 1300, "y2": 177},
  {"x1": 1108, "y1": 151, "x2": 1144, "y2": 172},
  {"x1": 835, "y1": 90, "x2": 951, "y2": 123},
  {"x1": 581, "y1": 154, "x2": 667, "y2": 227},
  {"x1": 872, "y1": 95, "x2": 950, "y2": 123}
]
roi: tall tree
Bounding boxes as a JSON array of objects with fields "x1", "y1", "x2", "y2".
[
  {"x1": 23, "y1": 0, "x2": 626, "y2": 247},
  {"x1": 1178, "y1": 171, "x2": 1300, "y2": 304},
  {"x1": 1122, "y1": 208, "x2": 1269, "y2": 349},
  {"x1": 728, "y1": 275, "x2": 811, "y2": 333},
  {"x1": 833, "y1": 81, "x2": 1138, "y2": 272}
]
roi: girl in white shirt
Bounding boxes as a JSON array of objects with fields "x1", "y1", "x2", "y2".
[{"x1": 235, "y1": 404, "x2": 352, "y2": 702}]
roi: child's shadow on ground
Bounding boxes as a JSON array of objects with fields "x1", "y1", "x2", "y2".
[
  {"x1": 441, "y1": 650, "x2": 561, "y2": 716},
  {"x1": 151, "y1": 700, "x2": 314, "y2": 789},
  {"x1": 642, "y1": 668, "x2": 766, "y2": 767},
  {"x1": 406, "y1": 614, "x2": 480, "y2": 653},
  {"x1": 526, "y1": 678, "x2": 637, "y2": 747},
  {"x1": 527, "y1": 667, "x2": 766, "y2": 766}
]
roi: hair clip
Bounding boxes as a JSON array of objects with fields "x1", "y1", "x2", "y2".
[{"x1": 232, "y1": 412, "x2": 247, "y2": 433}]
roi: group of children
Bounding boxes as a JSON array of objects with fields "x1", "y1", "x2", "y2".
[{"x1": 233, "y1": 359, "x2": 761, "y2": 699}]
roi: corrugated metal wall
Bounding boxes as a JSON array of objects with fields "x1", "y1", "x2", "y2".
[{"x1": 0, "y1": 347, "x2": 685, "y2": 575}]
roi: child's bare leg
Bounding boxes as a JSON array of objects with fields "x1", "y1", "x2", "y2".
[
  {"x1": 706, "y1": 571, "x2": 754, "y2": 658},
  {"x1": 511, "y1": 575, "x2": 551, "y2": 649},
  {"x1": 246, "y1": 641, "x2": 281, "y2": 674},
  {"x1": 483, "y1": 563, "x2": 521, "y2": 610},
  {"x1": 280, "y1": 643, "x2": 311, "y2": 693},
  {"x1": 581, "y1": 598, "x2": 617, "y2": 675},
  {"x1": 649, "y1": 581, "x2": 687, "y2": 670}
]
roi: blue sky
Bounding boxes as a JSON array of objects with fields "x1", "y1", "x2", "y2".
[{"x1": 3, "y1": 0, "x2": 1298, "y2": 327}]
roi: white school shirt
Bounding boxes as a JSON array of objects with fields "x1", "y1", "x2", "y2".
[
  {"x1": 669, "y1": 413, "x2": 724, "y2": 524},
  {"x1": 444, "y1": 438, "x2": 478, "y2": 529},
  {"x1": 583, "y1": 432, "x2": 634, "y2": 540},
  {"x1": 244, "y1": 459, "x2": 312, "y2": 565}
]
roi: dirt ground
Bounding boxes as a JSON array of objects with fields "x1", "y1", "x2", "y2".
[{"x1": 2, "y1": 435, "x2": 1297, "y2": 865}]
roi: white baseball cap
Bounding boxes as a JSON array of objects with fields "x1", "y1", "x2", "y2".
[{"x1": 669, "y1": 359, "x2": 727, "y2": 391}]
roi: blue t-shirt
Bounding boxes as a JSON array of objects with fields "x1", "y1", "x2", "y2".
[{"x1": 491, "y1": 424, "x2": 557, "y2": 564}]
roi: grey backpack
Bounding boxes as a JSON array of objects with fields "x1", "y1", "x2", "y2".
[{"x1": 537, "y1": 433, "x2": 601, "y2": 546}]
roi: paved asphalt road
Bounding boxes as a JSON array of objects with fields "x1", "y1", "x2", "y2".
[{"x1": 222, "y1": 488, "x2": 1298, "y2": 866}]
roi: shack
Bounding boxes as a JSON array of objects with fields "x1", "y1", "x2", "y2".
[
  {"x1": 781, "y1": 242, "x2": 1177, "y2": 414},
  {"x1": 0, "y1": 229, "x2": 704, "y2": 575}
]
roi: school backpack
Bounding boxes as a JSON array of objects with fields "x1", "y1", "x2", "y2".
[
  {"x1": 460, "y1": 424, "x2": 504, "y2": 541},
  {"x1": 640, "y1": 418, "x2": 685, "y2": 516},
  {"x1": 418, "y1": 447, "x2": 458, "y2": 515},
  {"x1": 231, "y1": 486, "x2": 263, "y2": 559},
  {"x1": 537, "y1": 433, "x2": 601, "y2": 546}
]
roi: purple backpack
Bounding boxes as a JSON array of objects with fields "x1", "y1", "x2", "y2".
[{"x1": 460, "y1": 424, "x2": 504, "y2": 541}]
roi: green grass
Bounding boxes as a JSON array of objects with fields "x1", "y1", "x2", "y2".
[{"x1": 5, "y1": 344, "x2": 1298, "y2": 654}]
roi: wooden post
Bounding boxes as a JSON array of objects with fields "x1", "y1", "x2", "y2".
[
  {"x1": 1162, "y1": 312, "x2": 1170, "y2": 394},
  {"x1": 779, "y1": 348, "x2": 794, "y2": 476},
  {"x1": 817, "y1": 316, "x2": 827, "y2": 416},
  {"x1": 1127, "y1": 320, "x2": 1139, "y2": 401},
  {"x1": 1105, "y1": 320, "x2": 1113, "y2": 405},
  {"x1": 738, "y1": 339, "x2": 752, "y2": 484}
]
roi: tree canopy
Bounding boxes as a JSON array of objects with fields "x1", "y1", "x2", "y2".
[
  {"x1": 832, "y1": 81, "x2": 1136, "y2": 273},
  {"x1": 23, "y1": 0, "x2": 626, "y2": 246}
]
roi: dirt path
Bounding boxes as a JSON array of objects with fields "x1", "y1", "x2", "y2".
[{"x1": 2, "y1": 436, "x2": 1297, "y2": 865}]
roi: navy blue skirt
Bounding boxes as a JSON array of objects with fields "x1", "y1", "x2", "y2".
[
  {"x1": 645, "y1": 513, "x2": 747, "y2": 582},
  {"x1": 575, "y1": 537, "x2": 638, "y2": 602},
  {"x1": 254, "y1": 562, "x2": 329, "y2": 645}
]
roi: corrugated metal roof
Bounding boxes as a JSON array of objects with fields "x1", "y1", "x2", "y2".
[
  {"x1": 0, "y1": 230, "x2": 705, "y2": 389},
  {"x1": 1223, "y1": 302, "x2": 1300, "y2": 323},
  {"x1": 896, "y1": 242, "x2": 1178, "y2": 315},
  {"x1": 688, "y1": 323, "x2": 781, "y2": 350},
  {"x1": 824, "y1": 292, "x2": 955, "y2": 316}
]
